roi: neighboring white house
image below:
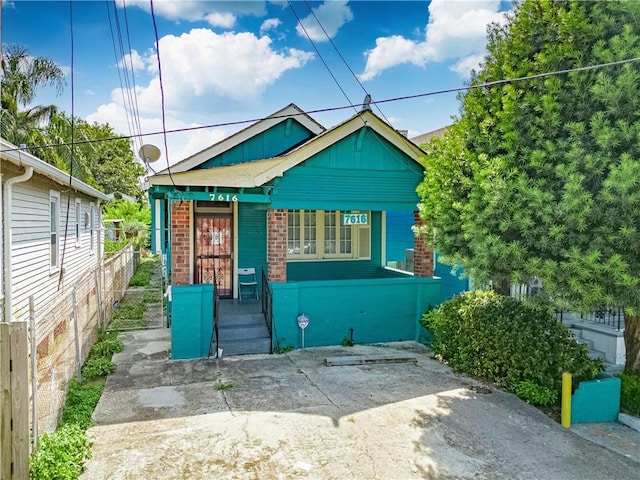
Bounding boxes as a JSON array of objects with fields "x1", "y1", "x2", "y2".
[{"x1": 0, "y1": 138, "x2": 111, "y2": 323}]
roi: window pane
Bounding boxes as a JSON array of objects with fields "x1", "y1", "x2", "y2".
[
  {"x1": 288, "y1": 211, "x2": 300, "y2": 254},
  {"x1": 340, "y1": 224, "x2": 352, "y2": 254},
  {"x1": 303, "y1": 211, "x2": 316, "y2": 254},
  {"x1": 50, "y1": 201, "x2": 56, "y2": 231},
  {"x1": 324, "y1": 210, "x2": 336, "y2": 254}
]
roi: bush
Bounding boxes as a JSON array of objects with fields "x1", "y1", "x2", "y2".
[
  {"x1": 515, "y1": 381, "x2": 558, "y2": 406},
  {"x1": 618, "y1": 371, "x2": 640, "y2": 417},
  {"x1": 29, "y1": 424, "x2": 91, "y2": 480},
  {"x1": 81, "y1": 356, "x2": 116, "y2": 380},
  {"x1": 422, "y1": 290, "x2": 603, "y2": 397}
]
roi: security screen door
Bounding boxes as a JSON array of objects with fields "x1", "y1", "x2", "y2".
[{"x1": 195, "y1": 215, "x2": 233, "y2": 298}]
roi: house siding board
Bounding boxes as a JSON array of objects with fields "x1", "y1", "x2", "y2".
[
  {"x1": 434, "y1": 254, "x2": 470, "y2": 301},
  {"x1": 270, "y1": 131, "x2": 422, "y2": 211},
  {"x1": 9, "y1": 178, "x2": 101, "y2": 323},
  {"x1": 386, "y1": 211, "x2": 414, "y2": 263},
  {"x1": 198, "y1": 121, "x2": 313, "y2": 170},
  {"x1": 237, "y1": 203, "x2": 268, "y2": 294}
]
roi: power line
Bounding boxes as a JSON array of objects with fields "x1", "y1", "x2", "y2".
[
  {"x1": 3, "y1": 56, "x2": 639, "y2": 155},
  {"x1": 149, "y1": 0, "x2": 176, "y2": 187},
  {"x1": 287, "y1": 1, "x2": 358, "y2": 116}
]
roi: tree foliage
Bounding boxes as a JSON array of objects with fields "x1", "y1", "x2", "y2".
[{"x1": 417, "y1": 0, "x2": 640, "y2": 372}]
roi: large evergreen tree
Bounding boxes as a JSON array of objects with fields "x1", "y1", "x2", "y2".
[{"x1": 418, "y1": 0, "x2": 640, "y2": 372}]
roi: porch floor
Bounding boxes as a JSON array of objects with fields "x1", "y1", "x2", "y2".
[{"x1": 216, "y1": 299, "x2": 270, "y2": 356}]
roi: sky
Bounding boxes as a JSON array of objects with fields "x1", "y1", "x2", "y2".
[{"x1": 1, "y1": 0, "x2": 511, "y2": 172}]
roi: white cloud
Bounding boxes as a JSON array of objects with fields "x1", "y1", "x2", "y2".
[
  {"x1": 122, "y1": 0, "x2": 266, "y2": 27},
  {"x1": 359, "y1": 0, "x2": 507, "y2": 81},
  {"x1": 88, "y1": 28, "x2": 313, "y2": 163},
  {"x1": 84, "y1": 89, "x2": 95, "y2": 96},
  {"x1": 295, "y1": 0, "x2": 353, "y2": 42},
  {"x1": 118, "y1": 49, "x2": 146, "y2": 71},
  {"x1": 260, "y1": 18, "x2": 282, "y2": 35}
]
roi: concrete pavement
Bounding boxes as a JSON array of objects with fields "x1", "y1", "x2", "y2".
[{"x1": 81, "y1": 329, "x2": 639, "y2": 480}]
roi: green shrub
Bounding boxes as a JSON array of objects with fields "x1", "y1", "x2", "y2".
[
  {"x1": 422, "y1": 290, "x2": 603, "y2": 397},
  {"x1": 81, "y1": 356, "x2": 116, "y2": 380},
  {"x1": 618, "y1": 371, "x2": 640, "y2": 416},
  {"x1": 29, "y1": 424, "x2": 91, "y2": 480},
  {"x1": 60, "y1": 378, "x2": 104, "y2": 429},
  {"x1": 128, "y1": 257, "x2": 157, "y2": 287},
  {"x1": 516, "y1": 381, "x2": 558, "y2": 406},
  {"x1": 89, "y1": 337, "x2": 123, "y2": 357}
]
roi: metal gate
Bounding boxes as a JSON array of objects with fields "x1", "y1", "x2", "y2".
[{"x1": 195, "y1": 215, "x2": 233, "y2": 298}]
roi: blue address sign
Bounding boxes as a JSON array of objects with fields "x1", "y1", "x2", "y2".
[{"x1": 342, "y1": 213, "x2": 368, "y2": 225}]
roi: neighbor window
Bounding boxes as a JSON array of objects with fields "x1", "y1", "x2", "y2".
[
  {"x1": 50, "y1": 191, "x2": 60, "y2": 270},
  {"x1": 89, "y1": 202, "x2": 95, "y2": 253},
  {"x1": 75, "y1": 199, "x2": 81, "y2": 247},
  {"x1": 287, "y1": 210, "x2": 370, "y2": 260}
]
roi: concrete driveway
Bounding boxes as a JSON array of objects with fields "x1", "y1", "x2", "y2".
[{"x1": 81, "y1": 329, "x2": 639, "y2": 480}]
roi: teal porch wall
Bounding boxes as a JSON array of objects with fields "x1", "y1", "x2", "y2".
[
  {"x1": 270, "y1": 276, "x2": 440, "y2": 349},
  {"x1": 170, "y1": 284, "x2": 214, "y2": 359},
  {"x1": 199, "y1": 120, "x2": 313, "y2": 169},
  {"x1": 238, "y1": 203, "x2": 268, "y2": 295},
  {"x1": 271, "y1": 128, "x2": 423, "y2": 211}
]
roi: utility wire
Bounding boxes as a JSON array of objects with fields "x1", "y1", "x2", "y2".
[
  {"x1": 302, "y1": 0, "x2": 391, "y2": 124},
  {"x1": 58, "y1": 0, "x2": 75, "y2": 291},
  {"x1": 3, "y1": 56, "x2": 639, "y2": 155},
  {"x1": 287, "y1": 1, "x2": 358, "y2": 116},
  {"x1": 149, "y1": 0, "x2": 176, "y2": 187},
  {"x1": 121, "y1": 0, "x2": 145, "y2": 154}
]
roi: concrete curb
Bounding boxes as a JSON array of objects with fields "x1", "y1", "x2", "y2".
[{"x1": 619, "y1": 413, "x2": 640, "y2": 432}]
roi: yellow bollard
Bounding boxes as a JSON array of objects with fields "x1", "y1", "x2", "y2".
[{"x1": 561, "y1": 372, "x2": 572, "y2": 428}]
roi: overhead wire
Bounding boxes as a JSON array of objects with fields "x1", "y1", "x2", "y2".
[
  {"x1": 2, "y1": 56, "x2": 639, "y2": 155},
  {"x1": 287, "y1": 0, "x2": 359, "y2": 116},
  {"x1": 301, "y1": 0, "x2": 391, "y2": 125},
  {"x1": 58, "y1": 0, "x2": 75, "y2": 291},
  {"x1": 149, "y1": 0, "x2": 176, "y2": 187}
]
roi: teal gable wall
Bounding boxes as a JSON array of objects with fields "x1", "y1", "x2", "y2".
[
  {"x1": 271, "y1": 127, "x2": 423, "y2": 211},
  {"x1": 198, "y1": 120, "x2": 313, "y2": 169},
  {"x1": 237, "y1": 203, "x2": 268, "y2": 294}
]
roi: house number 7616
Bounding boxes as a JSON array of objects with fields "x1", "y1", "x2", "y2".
[{"x1": 209, "y1": 194, "x2": 238, "y2": 202}]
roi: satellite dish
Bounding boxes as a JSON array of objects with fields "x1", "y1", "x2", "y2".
[{"x1": 138, "y1": 144, "x2": 161, "y2": 163}]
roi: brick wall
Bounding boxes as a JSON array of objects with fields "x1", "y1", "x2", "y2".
[
  {"x1": 171, "y1": 200, "x2": 191, "y2": 285},
  {"x1": 267, "y1": 208, "x2": 287, "y2": 282},
  {"x1": 413, "y1": 211, "x2": 433, "y2": 278}
]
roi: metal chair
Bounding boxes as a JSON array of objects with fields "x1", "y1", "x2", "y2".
[{"x1": 238, "y1": 267, "x2": 258, "y2": 302}]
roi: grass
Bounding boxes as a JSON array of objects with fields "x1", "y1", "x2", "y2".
[
  {"x1": 128, "y1": 256, "x2": 158, "y2": 287},
  {"x1": 213, "y1": 380, "x2": 234, "y2": 391}
]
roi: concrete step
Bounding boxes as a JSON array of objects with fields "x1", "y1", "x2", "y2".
[
  {"x1": 218, "y1": 313, "x2": 266, "y2": 328},
  {"x1": 604, "y1": 363, "x2": 624, "y2": 375},
  {"x1": 218, "y1": 323, "x2": 269, "y2": 341},
  {"x1": 574, "y1": 337, "x2": 594, "y2": 351},
  {"x1": 568, "y1": 328, "x2": 583, "y2": 339},
  {"x1": 218, "y1": 337, "x2": 271, "y2": 356},
  {"x1": 588, "y1": 350, "x2": 606, "y2": 361}
]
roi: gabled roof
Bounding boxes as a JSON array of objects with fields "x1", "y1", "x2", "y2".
[
  {"x1": 0, "y1": 138, "x2": 111, "y2": 201},
  {"x1": 158, "y1": 103, "x2": 325, "y2": 174},
  {"x1": 150, "y1": 108, "x2": 426, "y2": 188},
  {"x1": 411, "y1": 126, "x2": 449, "y2": 145}
]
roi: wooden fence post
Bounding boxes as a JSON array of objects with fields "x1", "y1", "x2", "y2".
[
  {"x1": 10, "y1": 321, "x2": 29, "y2": 479},
  {"x1": 29, "y1": 297, "x2": 38, "y2": 450},
  {"x1": 1, "y1": 322, "x2": 12, "y2": 479}
]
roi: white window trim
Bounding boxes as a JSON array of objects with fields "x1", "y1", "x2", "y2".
[
  {"x1": 89, "y1": 202, "x2": 95, "y2": 255},
  {"x1": 287, "y1": 210, "x2": 371, "y2": 261},
  {"x1": 49, "y1": 191, "x2": 61, "y2": 273},
  {"x1": 75, "y1": 198, "x2": 82, "y2": 248}
]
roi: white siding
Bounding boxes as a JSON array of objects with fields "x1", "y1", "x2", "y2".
[{"x1": 9, "y1": 173, "x2": 104, "y2": 323}]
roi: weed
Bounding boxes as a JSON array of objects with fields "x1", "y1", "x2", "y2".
[
  {"x1": 342, "y1": 337, "x2": 354, "y2": 347},
  {"x1": 29, "y1": 424, "x2": 91, "y2": 480},
  {"x1": 81, "y1": 356, "x2": 116, "y2": 380},
  {"x1": 618, "y1": 370, "x2": 640, "y2": 416},
  {"x1": 60, "y1": 378, "x2": 105, "y2": 429},
  {"x1": 273, "y1": 338, "x2": 294, "y2": 354},
  {"x1": 515, "y1": 381, "x2": 558, "y2": 406},
  {"x1": 214, "y1": 380, "x2": 234, "y2": 391},
  {"x1": 129, "y1": 257, "x2": 158, "y2": 287}
]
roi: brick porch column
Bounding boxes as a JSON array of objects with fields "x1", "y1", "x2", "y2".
[
  {"x1": 267, "y1": 208, "x2": 287, "y2": 283},
  {"x1": 171, "y1": 200, "x2": 191, "y2": 285},
  {"x1": 414, "y1": 211, "x2": 434, "y2": 277}
]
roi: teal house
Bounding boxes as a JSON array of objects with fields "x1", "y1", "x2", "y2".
[{"x1": 148, "y1": 104, "x2": 440, "y2": 358}]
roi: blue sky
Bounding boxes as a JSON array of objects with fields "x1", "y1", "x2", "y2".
[{"x1": 2, "y1": 0, "x2": 511, "y2": 169}]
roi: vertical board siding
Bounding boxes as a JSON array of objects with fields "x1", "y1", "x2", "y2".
[
  {"x1": 198, "y1": 121, "x2": 314, "y2": 169},
  {"x1": 10, "y1": 178, "x2": 102, "y2": 323},
  {"x1": 434, "y1": 253, "x2": 470, "y2": 302},
  {"x1": 386, "y1": 211, "x2": 415, "y2": 263},
  {"x1": 237, "y1": 203, "x2": 268, "y2": 295}
]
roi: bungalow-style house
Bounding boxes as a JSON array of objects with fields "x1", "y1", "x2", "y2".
[
  {"x1": 148, "y1": 104, "x2": 441, "y2": 358},
  {"x1": 0, "y1": 138, "x2": 110, "y2": 324}
]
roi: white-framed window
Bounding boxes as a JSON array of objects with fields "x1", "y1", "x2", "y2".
[
  {"x1": 89, "y1": 202, "x2": 95, "y2": 253},
  {"x1": 49, "y1": 191, "x2": 60, "y2": 271},
  {"x1": 75, "y1": 198, "x2": 81, "y2": 247},
  {"x1": 287, "y1": 210, "x2": 370, "y2": 261}
]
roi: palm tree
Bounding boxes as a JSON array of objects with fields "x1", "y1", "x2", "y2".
[{"x1": 1, "y1": 44, "x2": 66, "y2": 147}]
